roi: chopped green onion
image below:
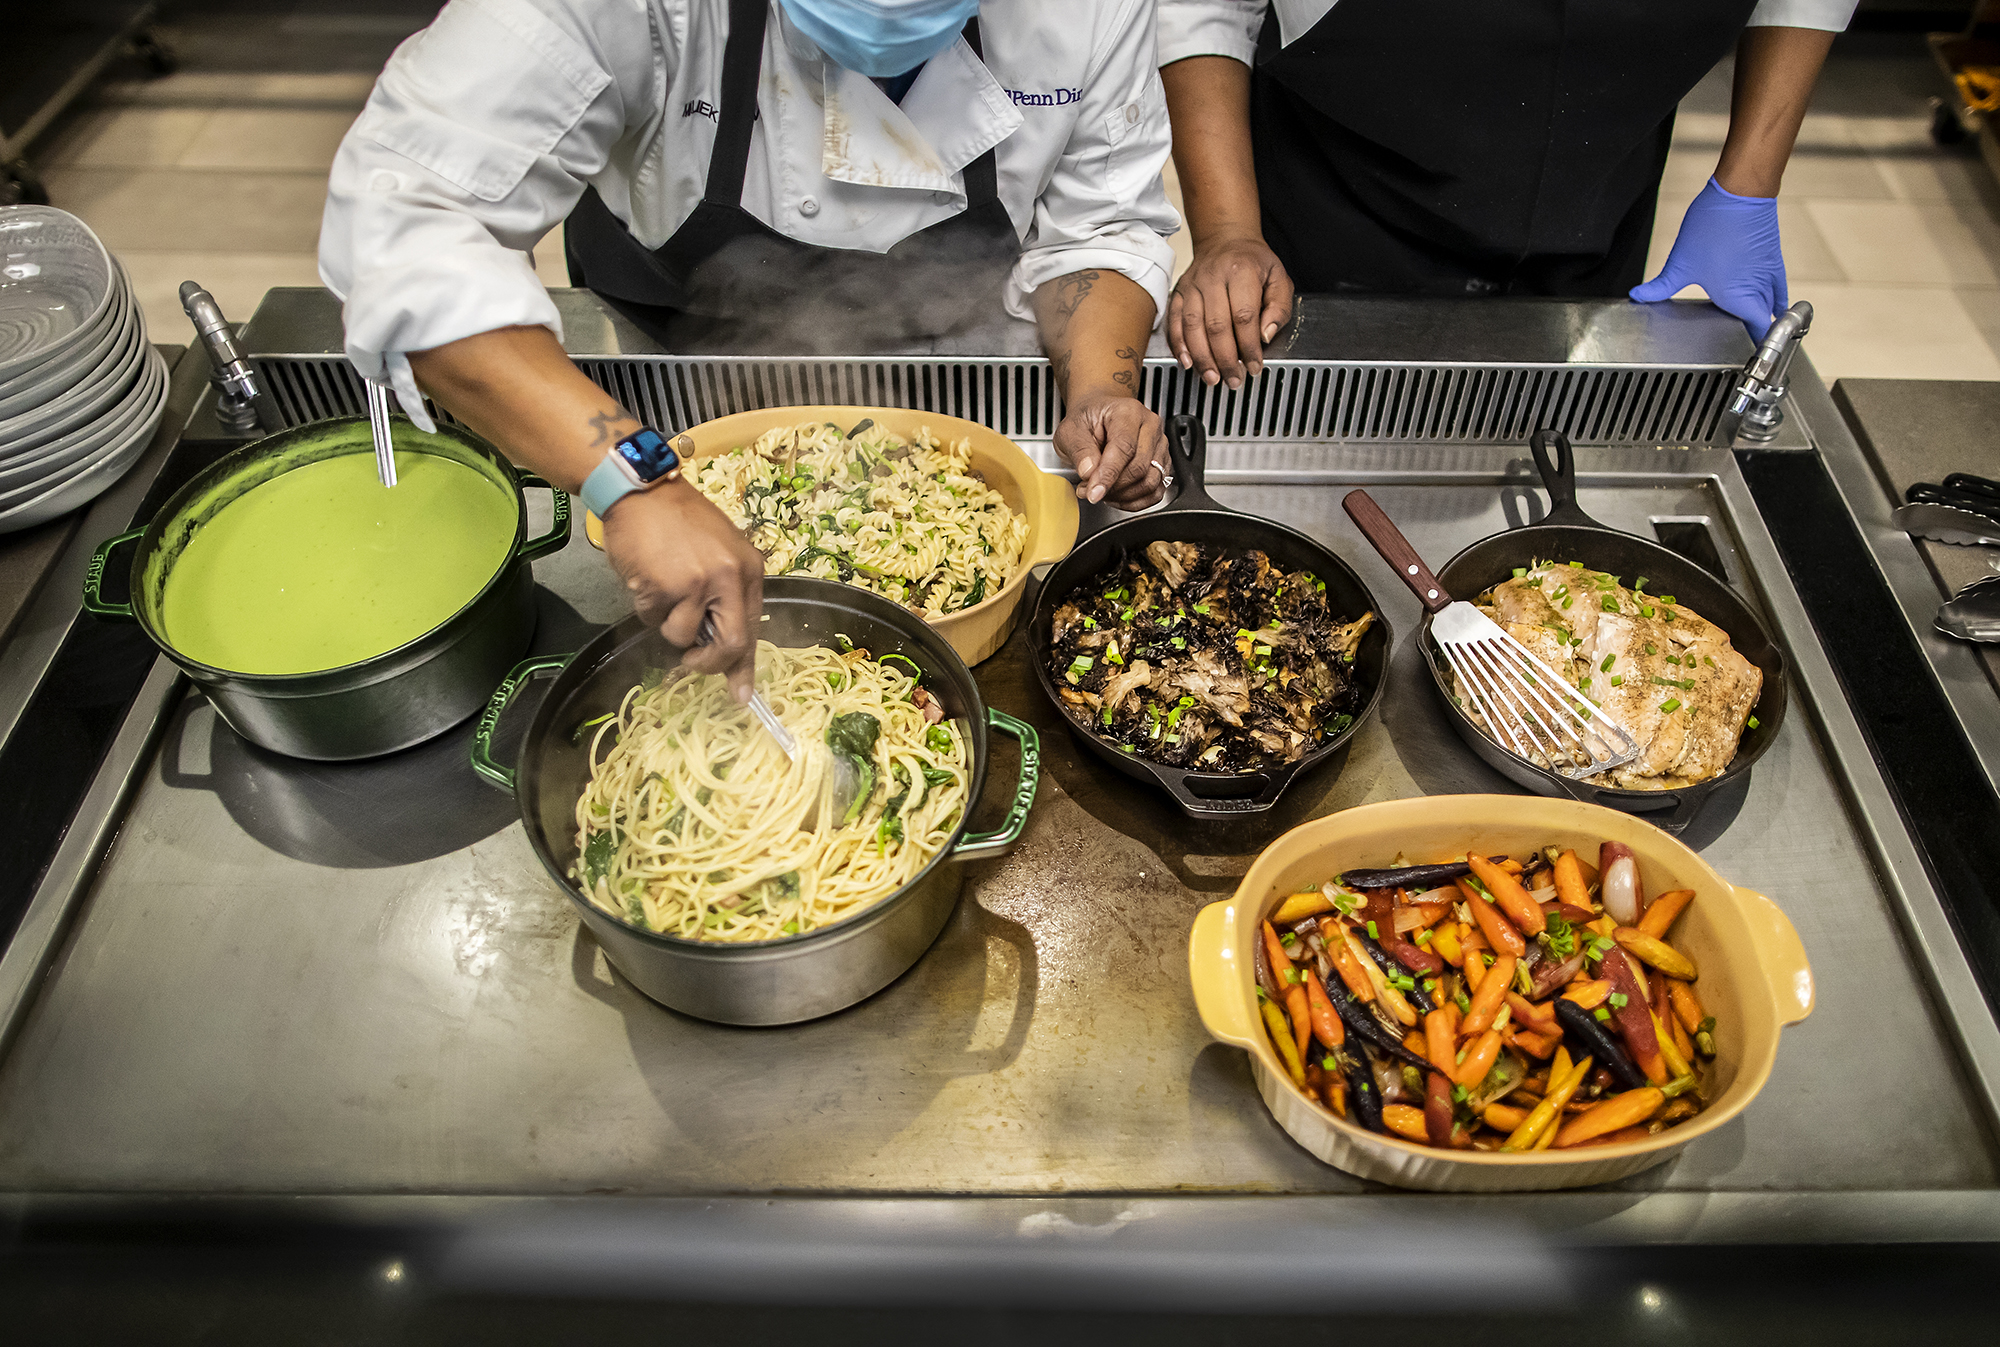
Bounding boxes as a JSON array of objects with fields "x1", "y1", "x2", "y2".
[
  {"x1": 1609, "y1": 675, "x2": 1623, "y2": 687},
  {"x1": 1512, "y1": 567, "x2": 1527, "y2": 579},
  {"x1": 1414, "y1": 929, "x2": 1432, "y2": 947},
  {"x1": 1644, "y1": 644, "x2": 1657, "y2": 656},
  {"x1": 1366, "y1": 921, "x2": 1378, "y2": 940},
  {"x1": 1608, "y1": 992, "x2": 1629, "y2": 1009},
  {"x1": 1601, "y1": 654, "x2": 1616, "y2": 671},
  {"x1": 1660, "y1": 698, "x2": 1681, "y2": 713},
  {"x1": 1594, "y1": 1007, "x2": 1612, "y2": 1021},
  {"x1": 1746, "y1": 715, "x2": 1760, "y2": 729}
]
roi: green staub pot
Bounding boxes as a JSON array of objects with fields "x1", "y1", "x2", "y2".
[{"x1": 84, "y1": 415, "x2": 569, "y2": 761}]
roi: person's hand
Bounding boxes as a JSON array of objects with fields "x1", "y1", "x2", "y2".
[
  {"x1": 1630, "y1": 177, "x2": 1787, "y2": 338},
  {"x1": 1167, "y1": 234, "x2": 1294, "y2": 389},
  {"x1": 1056, "y1": 389, "x2": 1169, "y2": 510},
  {"x1": 600, "y1": 480, "x2": 766, "y2": 702}
]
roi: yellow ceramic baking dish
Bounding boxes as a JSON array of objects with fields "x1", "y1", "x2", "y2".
[
  {"x1": 1188, "y1": 794, "x2": 1813, "y2": 1192},
  {"x1": 581, "y1": 406, "x2": 1078, "y2": 666}
]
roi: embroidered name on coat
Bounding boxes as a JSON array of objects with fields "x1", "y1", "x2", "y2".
[{"x1": 1005, "y1": 88, "x2": 1081, "y2": 107}]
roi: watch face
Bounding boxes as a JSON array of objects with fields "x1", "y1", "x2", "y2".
[{"x1": 614, "y1": 427, "x2": 680, "y2": 483}]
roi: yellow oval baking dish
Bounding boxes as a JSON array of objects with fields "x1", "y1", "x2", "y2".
[
  {"x1": 581, "y1": 405, "x2": 1078, "y2": 666},
  {"x1": 1188, "y1": 794, "x2": 1813, "y2": 1192}
]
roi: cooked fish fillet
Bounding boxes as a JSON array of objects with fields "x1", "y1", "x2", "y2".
[{"x1": 1453, "y1": 562, "x2": 1762, "y2": 790}]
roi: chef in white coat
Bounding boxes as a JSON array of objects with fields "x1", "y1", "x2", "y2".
[{"x1": 321, "y1": 0, "x2": 1179, "y2": 700}]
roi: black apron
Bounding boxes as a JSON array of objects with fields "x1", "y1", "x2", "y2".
[
  {"x1": 1250, "y1": 0, "x2": 1757, "y2": 297},
  {"x1": 564, "y1": 0, "x2": 1020, "y2": 351}
]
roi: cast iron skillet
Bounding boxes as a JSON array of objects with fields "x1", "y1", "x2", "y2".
[
  {"x1": 1350, "y1": 429, "x2": 1787, "y2": 835},
  {"x1": 1028, "y1": 414, "x2": 1391, "y2": 820}
]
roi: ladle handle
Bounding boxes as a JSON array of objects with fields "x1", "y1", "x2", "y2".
[{"x1": 1342, "y1": 490, "x2": 1453, "y2": 613}]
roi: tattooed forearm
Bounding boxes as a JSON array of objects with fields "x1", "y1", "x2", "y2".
[
  {"x1": 585, "y1": 406, "x2": 638, "y2": 448},
  {"x1": 1050, "y1": 350, "x2": 1073, "y2": 397},
  {"x1": 1110, "y1": 345, "x2": 1141, "y2": 392},
  {"x1": 1048, "y1": 269, "x2": 1099, "y2": 335}
]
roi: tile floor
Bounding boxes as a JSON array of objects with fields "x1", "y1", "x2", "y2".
[{"x1": 26, "y1": 10, "x2": 2000, "y2": 384}]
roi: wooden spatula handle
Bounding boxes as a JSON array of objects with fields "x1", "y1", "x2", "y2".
[{"x1": 1343, "y1": 489, "x2": 1454, "y2": 613}]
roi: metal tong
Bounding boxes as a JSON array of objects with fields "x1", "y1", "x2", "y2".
[{"x1": 697, "y1": 615, "x2": 796, "y2": 760}]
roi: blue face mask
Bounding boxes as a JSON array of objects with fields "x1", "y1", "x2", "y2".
[{"x1": 777, "y1": 0, "x2": 981, "y2": 79}]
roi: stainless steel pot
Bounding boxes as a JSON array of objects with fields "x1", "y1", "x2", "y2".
[
  {"x1": 83, "y1": 415, "x2": 570, "y2": 760},
  {"x1": 470, "y1": 577, "x2": 1040, "y2": 1026}
]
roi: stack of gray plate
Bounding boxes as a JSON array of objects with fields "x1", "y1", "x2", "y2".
[{"x1": 0, "y1": 206, "x2": 170, "y2": 535}]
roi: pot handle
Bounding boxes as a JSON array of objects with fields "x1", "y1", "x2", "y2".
[
  {"x1": 470, "y1": 652, "x2": 574, "y2": 793},
  {"x1": 82, "y1": 528, "x2": 145, "y2": 621},
  {"x1": 1734, "y1": 884, "x2": 1815, "y2": 1027},
  {"x1": 516, "y1": 474, "x2": 573, "y2": 564},
  {"x1": 951, "y1": 707, "x2": 1040, "y2": 862},
  {"x1": 1188, "y1": 898, "x2": 1260, "y2": 1050}
]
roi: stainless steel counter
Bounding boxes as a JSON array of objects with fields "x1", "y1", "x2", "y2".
[{"x1": 0, "y1": 295, "x2": 1995, "y2": 1305}]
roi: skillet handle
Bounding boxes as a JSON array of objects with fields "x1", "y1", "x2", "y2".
[
  {"x1": 470, "y1": 653, "x2": 573, "y2": 793},
  {"x1": 1530, "y1": 429, "x2": 1602, "y2": 529},
  {"x1": 1342, "y1": 489, "x2": 1452, "y2": 613},
  {"x1": 1162, "y1": 414, "x2": 1222, "y2": 512}
]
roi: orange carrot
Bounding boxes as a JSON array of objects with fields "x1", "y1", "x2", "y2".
[
  {"x1": 1304, "y1": 968, "x2": 1345, "y2": 1049},
  {"x1": 1553, "y1": 1087, "x2": 1665, "y2": 1147},
  {"x1": 1381, "y1": 1105, "x2": 1430, "y2": 1142},
  {"x1": 1571, "y1": 1124, "x2": 1654, "y2": 1149},
  {"x1": 1563, "y1": 978, "x2": 1613, "y2": 1009},
  {"x1": 1318, "y1": 919, "x2": 1377, "y2": 1001},
  {"x1": 1454, "y1": 1029, "x2": 1503, "y2": 1087},
  {"x1": 1466, "y1": 854, "x2": 1547, "y2": 937},
  {"x1": 1667, "y1": 979, "x2": 1706, "y2": 1034},
  {"x1": 1482, "y1": 1102, "x2": 1531, "y2": 1133},
  {"x1": 1461, "y1": 953, "x2": 1516, "y2": 1034},
  {"x1": 1458, "y1": 878, "x2": 1527, "y2": 956},
  {"x1": 1506, "y1": 991, "x2": 1557, "y2": 1031},
  {"x1": 1424, "y1": 1008, "x2": 1456, "y2": 1075},
  {"x1": 1285, "y1": 984, "x2": 1312, "y2": 1065},
  {"x1": 1638, "y1": 888, "x2": 1695, "y2": 939},
  {"x1": 1261, "y1": 920, "x2": 1295, "y2": 983},
  {"x1": 1552, "y1": 849, "x2": 1592, "y2": 913},
  {"x1": 1507, "y1": 1026, "x2": 1561, "y2": 1059}
]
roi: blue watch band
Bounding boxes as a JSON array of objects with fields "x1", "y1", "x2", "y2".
[
  {"x1": 581, "y1": 456, "x2": 637, "y2": 521},
  {"x1": 581, "y1": 426, "x2": 681, "y2": 520}
]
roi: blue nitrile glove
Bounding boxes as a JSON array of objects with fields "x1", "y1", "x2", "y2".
[{"x1": 1631, "y1": 177, "x2": 1788, "y2": 338}]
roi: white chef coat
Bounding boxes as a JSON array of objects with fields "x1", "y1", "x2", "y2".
[
  {"x1": 1157, "y1": 0, "x2": 1859, "y2": 69},
  {"x1": 320, "y1": 0, "x2": 1179, "y2": 420}
]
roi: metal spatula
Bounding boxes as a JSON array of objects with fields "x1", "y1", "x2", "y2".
[{"x1": 1343, "y1": 490, "x2": 1641, "y2": 779}]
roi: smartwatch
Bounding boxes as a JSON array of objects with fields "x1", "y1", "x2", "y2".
[{"x1": 581, "y1": 426, "x2": 684, "y2": 522}]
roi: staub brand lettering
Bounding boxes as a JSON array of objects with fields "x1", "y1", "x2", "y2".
[
  {"x1": 1005, "y1": 87, "x2": 1081, "y2": 107},
  {"x1": 681, "y1": 97, "x2": 720, "y2": 122}
]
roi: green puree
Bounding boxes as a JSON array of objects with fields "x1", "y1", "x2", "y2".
[{"x1": 162, "y1": 452, "x2": 515, "y2": 675}]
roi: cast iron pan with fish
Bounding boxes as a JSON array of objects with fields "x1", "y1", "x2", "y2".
[
  {"x1": 1028, "y1": 415, "x2": 1390, "y2": 820},
  {"x1": 1353, "y1": 429, "x2": 1786, "y2": 835}
]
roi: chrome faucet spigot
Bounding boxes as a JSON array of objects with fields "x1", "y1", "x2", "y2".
[
  {"x1": 179, "y1": 281, "x2": 284, "y2": 434},
  {"x1": 1715, "y1": 301, "x2": 1812, "y2": 446}
]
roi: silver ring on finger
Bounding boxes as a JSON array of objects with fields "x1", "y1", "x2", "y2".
[{"x1": 1152, "y1": 460, "x2": 1173, "y2": 490}]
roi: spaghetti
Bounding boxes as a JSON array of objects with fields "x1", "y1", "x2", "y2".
[
  {"x1": 572, "y1": 641, "x2": 968, "y2": 942},
  {"x1": 692, "y1": 420, "x2": 1028, "y2": 617}
]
